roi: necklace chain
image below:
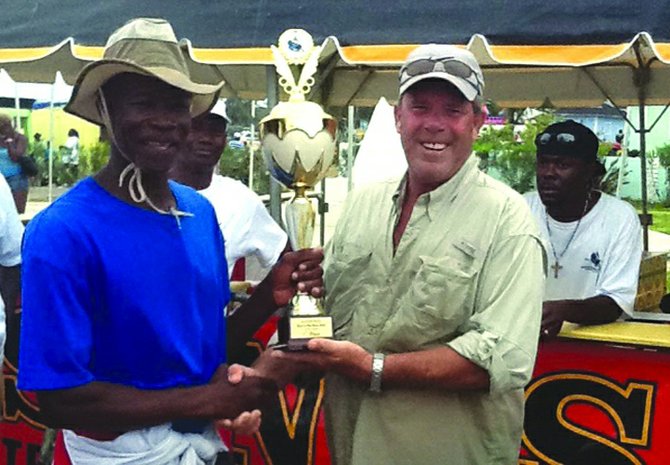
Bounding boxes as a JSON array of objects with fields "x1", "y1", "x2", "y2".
[{"x1": 544, "y1": 195, "x2": 590, "y2": 278}]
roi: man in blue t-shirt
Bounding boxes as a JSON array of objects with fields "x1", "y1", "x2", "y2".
[{"x1": 18, "y1": 18, "x2": 323, "y2": 465}]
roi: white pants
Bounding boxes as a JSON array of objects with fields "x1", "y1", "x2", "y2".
[{"x1": 63, "y1": 423, "x2": 225, "y2": 465}]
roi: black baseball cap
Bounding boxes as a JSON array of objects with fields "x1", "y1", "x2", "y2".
[{"x1": 535, "y1": 120, "x2": 606, "y2": 175}]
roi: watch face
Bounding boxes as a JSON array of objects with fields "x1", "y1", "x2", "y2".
[
  {"x1": 370, "y1": 353, "x2": 385, "y2": 392},
  {"x1": 278, "y1": 29, "x2": 314, "y2": 64}
]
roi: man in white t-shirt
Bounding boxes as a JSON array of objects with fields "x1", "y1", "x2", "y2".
[
  {"x1": 525, "y1": 120, "x2": 643, "y2": 339},
  {"x1": 171, "y1": 101, "x2": 287, "y2": 277}
]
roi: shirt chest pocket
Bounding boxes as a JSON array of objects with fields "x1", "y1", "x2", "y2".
[
  {"x1": 380, "y1": 253, "x2": 480, "y2": 351},
  {"x1": 324, "y1": 244, "x2": 374, "y2": 336}
]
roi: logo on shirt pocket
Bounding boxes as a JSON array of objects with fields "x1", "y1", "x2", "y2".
[{"x1": 580, "y1": 252, "x2": 602, "y2": 273}]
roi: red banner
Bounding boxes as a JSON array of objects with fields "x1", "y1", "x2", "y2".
[
  {"x1": 4, "y1": 330, "x2": 670, "y2": 465},
  {"x1": 1, "y1": 357, "x2": 45, "y2": 465},
  {"x1": 521, "y1": 339, "x2": 670, "y2": 465}
]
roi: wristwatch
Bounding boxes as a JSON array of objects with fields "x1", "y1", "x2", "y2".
[{"x1": 369, "y1": 353, "x2": 385, "y2": 393}]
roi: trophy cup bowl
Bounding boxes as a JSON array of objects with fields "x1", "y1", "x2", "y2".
[{"x1": 260, "y1": 100, "x2": 337, "y2": 350}]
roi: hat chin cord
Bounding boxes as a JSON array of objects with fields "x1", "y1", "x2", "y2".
[{"x1": 98, "y1": 90, "x2": 193, "y2": 228}]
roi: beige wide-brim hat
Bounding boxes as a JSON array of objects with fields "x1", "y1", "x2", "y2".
[{"x1": 65, "y1": 18, "x2": 224, "y2": 126}]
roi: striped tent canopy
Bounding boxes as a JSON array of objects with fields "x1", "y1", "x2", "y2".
[{"x1": 1, "y1": 0, "x2": 670, "y2": 109}]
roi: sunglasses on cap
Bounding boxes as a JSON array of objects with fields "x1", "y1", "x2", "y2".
[
  {"x1": 535, "y1": 132, "x2": 576, "y2": 145},
  {"x1": 401, "y1": 57, "x2": 482, "y2": 94}
]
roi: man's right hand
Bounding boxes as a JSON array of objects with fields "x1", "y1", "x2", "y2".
[
  {"x1": 34, "y1": 365, "x2": 278, "y2": 432},
  {"x1": 206, "y1": 364, "x2": 277, "y2": 420}
]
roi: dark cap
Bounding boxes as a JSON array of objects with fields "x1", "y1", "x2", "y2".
[
  {"x1": 535, "y1": 120, "x2": 598, "y2": 159},
  {"x1": 535, "y1": 120, "x2": 605, "y2": 174}
]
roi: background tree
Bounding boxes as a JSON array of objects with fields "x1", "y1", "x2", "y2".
[{"x1": 474, "y1": 112, "x2": 556, "y2": 193}]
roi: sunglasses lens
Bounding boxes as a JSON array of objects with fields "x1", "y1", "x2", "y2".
[
  {"x1": 556, "y1": 133, "x2": 576, "y2": 143},
  {"x1": 404, "y1": 58, "x2": 474, "y2": 78},
  {"x1": 440, "y1": 61, "x2": 472, "y2": 78},
  {"x1": 404, "y1": 59, "x2": 439, "y2": 77},
  {"x1": 537, "y1": 132, "x2": 576, "y2": 145}
]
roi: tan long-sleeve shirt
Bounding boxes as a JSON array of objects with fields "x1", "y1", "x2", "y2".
[{"x1": 323, "y1": 156, "x2": 546, "y2": 465}]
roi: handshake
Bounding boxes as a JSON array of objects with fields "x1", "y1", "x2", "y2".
[
  {"x1": 208, "y1": 338, "x2": 363, "y2": 436},
  {"x1": 208, "y1": 348, "x2": 316, "y2": 436}
]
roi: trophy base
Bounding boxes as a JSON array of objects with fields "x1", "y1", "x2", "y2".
[{"x1": 277, "y1": 314, "x2": 333, "y2": 351}]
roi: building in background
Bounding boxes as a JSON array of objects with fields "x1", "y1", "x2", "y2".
[{"x1": 555, "y1": 105, "x2": 626, "y2": 143}]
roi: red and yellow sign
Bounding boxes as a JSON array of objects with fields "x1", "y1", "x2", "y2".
[
  {"x1": 521, "y1": 338, "x2": 670, "y2": 464},
  {"x1": 3, "y1": 323, "x2": 670, "y2": 465}
]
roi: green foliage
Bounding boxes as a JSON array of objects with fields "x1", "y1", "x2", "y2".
[
  {"x1": 336, "y1": 107, "x2": 372, "y2": 177},
  {"x1": 219, "y1": 146, "x2": 248, "y2": 182},
  {"x1": 225, "y1": 98, "x2": 253, "y2": 130},
  {"x1": 599, "y1": 158, "x2": 623, "y2": 195},
  {"x1": 27, "y1": 135, "x2": 275, "y2": 199},
  {"x1": 474, "y1": 114, "x2": 624, "y2": 195},
  {"x1": 653, "y1": 143, "x2": 670, "y2": 206},
  {"x1": 474, "y1": 113, "x2": 556, "y2": 193},
  {"x1": 28, "y1": 142, "x2": 110, "y2": 186},
  {"x1": 655, "y1": 143, "x2": 670, "y2": 169},
  {"x1": 598, "y1": 141, "x2": 614, "y2": 157},
  {"x1": 225, "y1": 98, "x2": 270, "y2": 135},
  {"x1": 218, "y1": 145, "x2": 271, "y2": 195},
  {"x1": 80, "y1": 142, "x2": 111, "y2": 177},
  {"x1": 596, "y1": 141, "x2": 628, "y2": 195}
]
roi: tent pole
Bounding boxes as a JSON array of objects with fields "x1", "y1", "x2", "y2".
[
  {"x1": 266, "y1": 66, "x2": 283, "y2": 228},
  {"x1": 630, "y1": 42, "x2": 652, "y2": 251},
  {"x1": 639, "y1": 96, "x2": 649, "y2": 251},
  {"x1": 347, "y1": 105, "x2": 355, "y2": 191},
  {"x1": 13, "y1": 78, "x2": 20, "y2": 130},
  {"x1": 631, "y1": 41, "x2": 652, "y2": 252},
  {"x1": 48, "y1": 78, "x2": 56, "y2": 203},
  {"x1": 249, "y1": 100, "x2": 256, "y2": 191},
  {"x1": 584, "y1": 62, "x2": 652, "y2": 250},
  {"x1": 615, "y1": 143, "x2": 628, "y2": 199}
]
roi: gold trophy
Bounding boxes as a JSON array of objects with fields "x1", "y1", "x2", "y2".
[{"x1": 260, "y1": 29, "x2": 336, "y2": 350}]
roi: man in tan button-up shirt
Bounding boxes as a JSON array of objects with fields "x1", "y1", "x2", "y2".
[{"x1": 280, "y1": 44, "x2": 545, "y2": 465}]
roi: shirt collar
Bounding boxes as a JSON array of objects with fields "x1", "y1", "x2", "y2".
[{"x1": 392, "y1": 155, "x2": 479, "y2": 221}]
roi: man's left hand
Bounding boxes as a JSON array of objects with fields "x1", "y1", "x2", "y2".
[
  {"x1": 270, "y1": 248, "x2": 324, "y2": 307},
  {"x1": 214, "y1": 364, "x2": 263, "y2": 435},
  {"x1": 215, "y1": 409, "x2": 262, "y2": 436},
  {"x1": 541, "y1": 301, "x2": 568, "y2": 340},
  {"x1": 273, "y1": 338, "x2": 372, "y2": 384}
]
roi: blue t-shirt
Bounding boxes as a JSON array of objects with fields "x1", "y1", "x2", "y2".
[
  {"x1": 18, "y1": 177, "x2": 230, "y2": 391},
  {"x1": 0, "y1": 147, "x2": 21, "y2": 178}
]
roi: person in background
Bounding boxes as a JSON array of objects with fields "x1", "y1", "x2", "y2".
[
  {"x1": 32, "y1": 133, "x2": 47, "y2": 159},
  {"x1": 228, "y1": 132, "x2": 245, "y2": 150},
  {"x1": 615, "y1": 128, "x2": 624, "y2": 145},
  {"x1": 525, "y1": 120, "x2": 643, "y2": 339},
  {"x1": 0, "y1": 114, "x2": 29, "y2": 213},
  {"x1": 0, "y1": 172, "x2": 24, "y2": 406},
  {"x1": 170, "y1": 100, "x2": 288, "y2": 279},
  {"x1": 61, "y1": 128, "x2": 80, "y2": 181}
]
